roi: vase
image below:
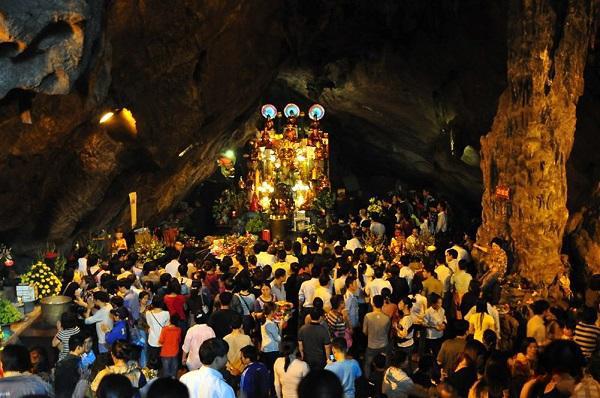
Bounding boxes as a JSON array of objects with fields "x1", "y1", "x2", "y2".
[{"x1": 40, "y1": 295, "x2": 72, "y2": 326}]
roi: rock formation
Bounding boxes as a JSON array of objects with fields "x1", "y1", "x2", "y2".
[{"x1": 477, "y1": 0, "x2": 598, "y2": 285}]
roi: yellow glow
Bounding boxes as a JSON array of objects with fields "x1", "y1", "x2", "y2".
[
  {"x1": 99, "y1": 112, "x2": 114, "y2": 124},
  {"x1": 121, "y1": 108, "x2": 137, "y2": 133},
  {"x1": 224, "y1": 149, "x2": 235, "y2": 159},
  {"x1": 297, "y1": 154, "x2": 306, "y2": 162},
  {"x1": 260, "y1": 196, "x2": 270, "y2": 209}
]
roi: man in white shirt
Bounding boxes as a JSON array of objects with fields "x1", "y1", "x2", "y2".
[
  {"x1": 254, "y1": 241, "x2": 275, "y2": 268},
  {"x1": 284, "y1": 240, "x2": 299, "y2": 264},
  {"x1": 84, "y1": 291, "x2": 113, "y2": 354},
  {"x1": 445, "y1": 249, "x2": 459, "y2": 274},
  {"x1": 399, "y1": 256, "x2": 414, "y2": 290},
  {"x1": 434, "y1": 256, "x2": 452, "y2": 294},
  {"x1": 165, "y1": 250, "x2": 180, "y2": 278},
  {"x1": 436, "y1": 202, "x2": 448, "y2": 234},
  {"x1": 364, "y1": 267, "x2": 392, "y2": 302},
  {"x1": 180, "y1": 338, "x2": 235, "y2": 398},
  {"x1": 77, "y1": 249, "x2": 88, "y2": 274},
  {"x1": 298, "y1": 268, "x2": 320, "y2": 310},
  {"x1": 369, "y1": 216, "x2": 386, "y2": 239},
  {"x1": 345, "y1": 230, "x2": 363, "y2": 253},
  {"x1": 446, "y1": 242, "x2": 471, "y2": 264}
]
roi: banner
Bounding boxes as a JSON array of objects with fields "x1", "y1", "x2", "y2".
[{"x1": 129, "y1": 192, "x2": 137, "y2": 228}]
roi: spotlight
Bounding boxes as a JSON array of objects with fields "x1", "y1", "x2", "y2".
[
  {"x1": 98, "y1": 108, "x2": 137, "y2": 142},
  {"x1": 224, "y1": 149, "x2": 235, "y2": 159}
]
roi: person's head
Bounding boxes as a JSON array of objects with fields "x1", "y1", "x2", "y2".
[
  {"x1": 532, "y1": 299, "x2": 550, "y2": 316},
  {"x1": 374, "y1": 266, "x2": 385, "y2": 279},
  {"x1": 458, "y1": 259, "x2": 467, "y2": 271},
  {"x1": 166, "y1": 278, "x2": 181, "y2": 295},
  {"x1": 260, "y1": 283, "x2": 272, "y2": 298},
  {"x1": 117, "y1": 279, "x2": 132, "y2": 294},
  {"x1": 159, "y1": 273, "x2": 172, "y2": 287},
  {"x1": 580, "y1": 306, "x2": 598, "y2": 324},
  {"x1": 97, "y1": 373, "x2": 134, "y2": 398},
  {"x1": 139, "y1": 291, "x2": 150, "y2": 306},
  {"x1": 345, "y1": 276, "x2": 357, "y2": 292},
  {"x1": 331, "y1": 337, "x2": 348, "y2": 360},
  {"x1": 0, "y1": 344, "x2": 30, "y2": 372},
  {"x1": 61, "y1": 311, "x2": 78, "y2": 330},
  {"x1": 93, "y1": 290, "x2": 110, "y2": 306},
  {"x1": 298, "y1": 369, "x2": 344, "y2": 398},
  {"x1": 446, "y1": 249, "x2": 458, "y2": 261},
  {"x1": 230, "y1": 314, "x2": 243, "y2": 330},
  {"x1": 110, "y1": 341, "x2": 131, "y2": 363},
  {"x1": 429, "y1": 293, "x2": 442, "y2": 309},
  {"x1": 274, "y1": 268, "x2": 286, "y2": 284},
  {"x1": 240, "y1": 345, "x2": 259, "y2": 365},
  {"x1": 389, "y1": 349, "x2": 408, "y2": 368},
  {"x1": 475, "y1": 299, "x2": 488, "y2": 314},
  {"x1": 372, "y1": 294, "x2": 384, "y2": 309},
  {"x1": 454, "y1": 319, "x2": 469, "y2": 336},
  {"x1": 318, "y1": 273, "x2": 329, "y2": 287},
  {"x1": 398, "y1": 296, "x2": 414, "y2": 313},
  {"x1": 330, "y1": 294, "x2": 344, "y2": 312},
  {"x1": 147, "y1": 377, "x2": 189, "y2": 398},
  {"x1": 68, "y1": 333, "x2": 86, "y2": 356},
  {"x1": 263, "y1": 301, "x2": 276, "y2": 318},
  {"x1": 199, "y1": 338, "x2": 229, "y2": 370},
  {"x1": 483, "y1": 329, "x2": 497, "y2": 350},
  {"x1": 219, "y1": 291, "x2": 233, "y2": 307},
  {"x1": 82, "y1": 332, "x2": 94, "y2": 353},
  {"x1": 538, "y1": 340, "x2": 586, "y2": 379},
  {"x1": 309, "y1": 307, "x2": 323, "y2": 322},
  {"x1": 521, "y1": 337, "x2": 538, "y2": 359},
  {"x1": 110, "y1": 306, "x2": 129, "y2": 323}
]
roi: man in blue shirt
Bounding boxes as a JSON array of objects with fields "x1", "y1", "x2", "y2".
[
  {"x1": 239, "y1": 345, "x2": 270, "y2": 398},
  {"x1": 325, "y1": 337, "x2": 362, "y2": 398}
]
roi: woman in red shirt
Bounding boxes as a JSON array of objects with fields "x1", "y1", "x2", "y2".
[{"x1": 163, "y1": 279, "x2": 187, "y2": 328}]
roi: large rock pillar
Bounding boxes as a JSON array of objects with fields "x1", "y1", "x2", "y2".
[{"x1": 477, "y1": 0, "x2": 597, "y2": 285}]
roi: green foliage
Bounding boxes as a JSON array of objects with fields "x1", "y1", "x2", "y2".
[
  {"x1": 245, "y1": 215, "x2": 268, "y2": 234},
  {"x1": 313, "y1": 189, "x2": 335, "y2": 212},
  {"x1": 0, "y1": 298, "x2": 22, "y2": 325},
  {"x1": 212, "y1": 189, "x2": 247, "y2": 225}
]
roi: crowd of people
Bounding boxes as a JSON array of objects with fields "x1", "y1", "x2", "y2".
[{"x1": 1, "y1": 189, "x2": 600, "y2": 398}]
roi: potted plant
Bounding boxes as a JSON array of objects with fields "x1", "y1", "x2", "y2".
[
  {"x1": 245, "y1": 214, "x2": 268, "y2": 235},
  {"x1": 0, "y1": 298, "x2": 23, "y2": 337}
]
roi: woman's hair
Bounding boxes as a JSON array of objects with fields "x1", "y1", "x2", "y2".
[
  {"x1": 280, "y1": 339, "x2": 298, "y2": 372},
  {"x1": 330, "y1": 295, "x2": 343, "y2": 311},
  {"x1": 97, "y1": 373, "x2": 134, "y2": 398},
  {"x1": 263, "y1": 302, "x2": 276, "y2": 316},
  {"x1": 298, "y1": 369, "x2": 344, "y2": 398},
  {"x1": 61, "y1": 311, "x2": 78, "y2": 329},
  {"x1": 167, "y1": 278, "x2": 181, "y2": 295},
  {"x1": 399, "y1": 296, "x2": 414, "y2": 309},
  {"x1": 476, "y1": 299, "x2": 488, "y2": 329}
]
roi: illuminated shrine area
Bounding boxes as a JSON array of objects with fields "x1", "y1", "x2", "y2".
[{"x1": 0, "y1": 1, "x2": 600, "y2": 396}]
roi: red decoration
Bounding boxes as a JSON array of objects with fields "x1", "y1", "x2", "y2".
[
  {"x1": 495, "y1": 185, "x2": 510, "y2": 201},
  {"x1": 44, "y1": 252, "x2": 58, "y2": 260},
  {"x1": 261, "y1": 229, "x2": 271, "y2": 242}
]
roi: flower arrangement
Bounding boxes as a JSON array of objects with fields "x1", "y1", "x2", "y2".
[
  {"x1": 134, "y1": 238, "x2": 166, "y2": 263},
  {"x1": 20, "y1": 261, "x2": 62, "y2": 298},
  {"x1": 245, "y1": 214, "x2": 268, "y2": 234},
  {"x1": 0, "y1": 244, "x2": 13, "y2": 267},
  {"x1": 206, "y1": 233, "x2": 257, "y2": 258},
  {"x1": 212, "y1": 189, "x2": 247, "y2": 226},
  {"x1": 367, "y1": 197, "x2": 383, "y2": 216},
  {"x1": 0, "y1": 298, "x2": 23, "y2": 325}
]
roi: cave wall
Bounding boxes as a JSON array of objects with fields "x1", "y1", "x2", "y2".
[{"x1": 0, "y1": 0, "x2": 599, "y2": 257}]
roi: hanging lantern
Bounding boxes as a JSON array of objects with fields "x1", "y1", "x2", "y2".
[
  {"x1": 308, "y1": 104, "x2": 325, "y2": 121},
  {"x1": 261, "y1": 104, "x2": 278, "y2": 119},
  {"x1": 284, "y1": 103, "x2": 300, "y2": 118}
]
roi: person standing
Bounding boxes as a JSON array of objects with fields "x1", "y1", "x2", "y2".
[
  {"x1": 574, "y1": 306, "x2": 600, "y2": 358},
  {"x1": 239, "y1": 345, "x2": 270, "y2": 398},
  {"x1": 181, "y1": 317, "x2": 216, "y2": 371},
  {"x1": 325, "y1": 338, "x2": 362, "y2": 398},
  {"x1": 158, "y1": 315, "x2": 182, "y2": 378},
  {"x1": 437, "y1": 320, "x2": 469, "y2": 377},
  {"x1": 526, "y1": 299, "x2": 550, "y2": 346},
  {"x1": 52, "y1": 311, "x2": 81, "y2": 361},
  {"x1": 180, "y1": 338, "x2": 235, "y2": 398},
  {"x1": 298, "y1": 308, "x2": 332, "y2": 370},
  {"x1": 0, "y1": 345, "x2": 52, "y2": 397},
  {"x1": 423, "y1": 293, "x2": 446, "y2": 356},
  {"x1": 273, "y1": 339, "x2": 309, "y2": 398},
  {"x1": 54, "y1": 333, "x2": 87, "y2": 398},
  {"x1": 261, "y1": 302, "x2": 281, "y2": 377},
  {"x1": 363, "y1": 295, "x2": 391, "y2": 378},
  {"x1": 146, "y1": 296, "x2": 170, "y2": 366},
  {"x1": 84, "y1": 291, "x2": 113, "y2": 355},
  {"x1": 224, "y1": 315, "x2": 252, "y2": 376}
]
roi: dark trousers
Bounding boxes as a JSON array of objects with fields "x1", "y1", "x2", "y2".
[
  {"x1": 147, "y1": 346, "x2": 161, "y2": 369},
  {"x1": 160, "y1": 356, "x2": 178, "y2": 378}
]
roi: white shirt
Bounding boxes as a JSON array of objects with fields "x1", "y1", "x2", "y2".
[
  {"x1": 334, "y1": 275, "x2": 347, "y2": 295},
  {"x1": 365, "y1": 278, "x2": 392, "y2": 301},
  {"x1": 257, "y1": 252, "x2": 276, "y2": 268},
  {"x1": 446, "y1": 245, "x2": 471, "y2": 263},
  {"x1": 146, "y1": 310, "x2": 170, "y2": 347},
  {"x1": 182, "y1": 324, "x2": 217, "y2": 370},
  {"x1": 345, "y1": 238, "x2": 363, "y2": 253},
  {"x1": 85, "y1": 304, "x2": 113, "y2": 345},
  {"x1": 274, "y1": 357, "x2": 309, "y2": 398},
  {"x1": 447, "y1": 259, "x2": 459, "y2": 274},
  {"x1": 77, "y1": 257, "x2": 87, "y2": 273},
  {"x1": 180, "y1": 366, "x2": 235, "y2": 398},
  {"x1": 424, "y1": 306, "x2": 446, "y2": 339},
  {"x1": 285, "y1": 254, "x2": 299, "y2": 265},
  {"x1": 399, "y1": 266, "x2": 414, "y2": 288},
  {"x1": 298, "y1": 278, "x2": 318, "y2": 308},
  {"x1": 396, "y1": 315, "x2": 414, "y2": 348},
  {"x1": 435, "y1": 264, "x2": 452, "y2": 293},
  {"x1": 436, "y1": 211, "x2": 448, "y2": 233},
  {"x1": 165, "y1": 260, "x2": 180, "y2": 278},
  {"x1": 410, "y1": 294, "x2": 428, "y2": 324}
]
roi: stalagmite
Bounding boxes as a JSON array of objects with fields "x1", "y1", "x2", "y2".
[{"x1": 477, "y1": 0, "x2": 598, "y2": 285}]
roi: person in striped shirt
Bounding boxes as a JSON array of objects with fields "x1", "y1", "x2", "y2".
[{"x1": 574, "y1": 306, "x2": 600, "y2": 358}]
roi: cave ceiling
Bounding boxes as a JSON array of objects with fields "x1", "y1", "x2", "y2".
[{"x1": 0, "y1": 0, "x2": 597, "y2": 250}]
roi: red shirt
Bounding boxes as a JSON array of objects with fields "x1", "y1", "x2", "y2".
[
  {"x1": 158, "y1": 325, "x2": 181, "y2": 357},
  {"x1": 164, "y1": 294, "x2": 186, "y2": 320}
]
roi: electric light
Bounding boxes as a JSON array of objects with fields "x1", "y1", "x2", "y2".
[
  {"x1": 99, "y1": 112, "x2": 114, "y2": 124},
  {"x1": 224, "y1": 149, "x2": 235, "y2": 159}
]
